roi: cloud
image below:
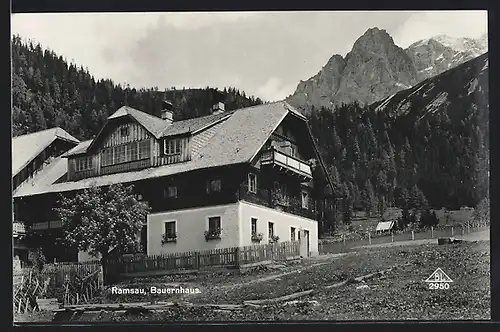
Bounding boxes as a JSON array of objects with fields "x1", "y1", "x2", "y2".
[
  {"x1": 11, "y1": 11, "x2": 488, "y2": 101},
  {"x1": 257, "y1": 76, "x2": 297, "y2": 101},
  {"x1": 392, "y1": 11, "x2": 488, "y2": 48}
]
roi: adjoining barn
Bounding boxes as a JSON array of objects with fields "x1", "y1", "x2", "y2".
[
  {"x1": 375, "y1": 220, "x2": 395, "y2": 234},
  {"x1": 375, "y1": 207, "x2": 401, "y2": 234}
]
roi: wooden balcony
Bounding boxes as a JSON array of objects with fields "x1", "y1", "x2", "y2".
[
  {"x1": 239, "y1": 184, "x2": 317, "y2": 220},
  {"x1": 260, "y1": 148, "x2": 312, "y2": 182},
  {"x1": 30, "y1": 220, "x2": 63, "y2": 231}
]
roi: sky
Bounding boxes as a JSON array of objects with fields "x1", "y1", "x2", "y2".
[{"x1": 11, "y1": 11, "x2": 488, "y2": 102}]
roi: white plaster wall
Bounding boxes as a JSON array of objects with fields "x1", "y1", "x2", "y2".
[
  {"x1": 239, "y1": 201, "x2": 318, "y2": 255},
  {"x1": 147, "y1": 203, "x2": 240, "y2": 256},
  {"x1": 78, "y1": 251, "x2": 101, "y2": 262}
]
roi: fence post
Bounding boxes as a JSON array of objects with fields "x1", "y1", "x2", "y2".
[
  {"x1": 343, "y1": 234, "x2": 346, "y2": 246},
  {"x1": 368, "y1": 232, "x2": 371, "y2": 245},
  {"x1": 451, "y1": 226, "x2": 454, "y2": 237},
  {"x1": 411, "y1": 231, "x2": 414, "y2": 241},
  {"x1": 235, "y1": 247, "x2": 240, "y2": 268},
  {"x1": 391, "y1": 232, "x2": 394, "y2": 243},
  {"x1": 467, "y1": 224, "x2": 470, "y2": 234},
  {"x1": 462, "y1": 226, "x2": 465, "y2": 235},
  {"x1": 431, "y1": 226, "x2": 434, "y2": 238}
]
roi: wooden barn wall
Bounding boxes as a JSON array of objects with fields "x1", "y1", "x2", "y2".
[
  {"x1": 153, "y1": 137, "x2": 191, "y2": 166},
  {"x1": 102, "y1": 123, "x2": 150, "y2": 148}
]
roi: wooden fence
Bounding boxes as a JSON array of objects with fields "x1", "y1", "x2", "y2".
[
  {"x1": 107, "y1": 241, "x2": 300, "y2": 279},
  {"x1": 13, "y1": 261, "x2": 104, "y2": 310},
  {"x1": 13, "y1": 270, "x2": 50, "y2": 314},
  {"x1": 319, "y1": 223, "x2": 490, "y2": 255},
  {"x1": 43, "y1": 261, "x2": 103, "y2": 289}
]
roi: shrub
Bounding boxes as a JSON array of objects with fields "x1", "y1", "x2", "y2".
[{"x1": 28, "y1": 247, "x2": 46, "y2": 273}]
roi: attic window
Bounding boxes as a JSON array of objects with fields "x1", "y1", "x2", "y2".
[
  {"x1": 75, "y1": 156, "x2": 92, "y2": 172},
  {"x1": 120, "y1": 126, "x2": 129, "y2": 137},
  {"x1": 164, "y1": 138, "x2": 182, "y2": 156}
]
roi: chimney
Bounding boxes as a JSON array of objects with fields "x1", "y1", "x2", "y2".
[
  {"x1": 161, "y1": 100, "x2": 174, "y2": 123},
  {"x1": 212, "y1": 102, "x2": 225, "y2": 115}
]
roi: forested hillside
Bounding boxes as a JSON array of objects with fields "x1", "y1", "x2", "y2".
[
  {"x1": 308, "y1": 53, "x2": 489, "y2": 219},
  {"x1": 11, "y1": 36, "x2": 489, "y2": 226},
  {"x1": 11, "y1": 35, "x2": 263, "y2": 140}
]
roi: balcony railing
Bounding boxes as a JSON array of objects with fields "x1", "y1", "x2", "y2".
[
  {"x1": 29, "y1": 220, "x2": 64, "y2": 231},
  {"x1": 260, "y1": 148, "x2": 312, "y2": 180},
  {"x1": 239, "y1": 184, "x2": 316, "y2": 220},
  {"x1": 13, "y1": 222, "x2": 26, "y2": 234}
]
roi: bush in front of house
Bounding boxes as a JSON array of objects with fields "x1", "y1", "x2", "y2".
[{"x1": 28, "y1": 247, "x2": 46, "y2": 273}]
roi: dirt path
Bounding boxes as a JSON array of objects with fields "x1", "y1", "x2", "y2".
[
  {"x1": 216, "y1": 252, "x2": 349, "y2": 291},
  {"x1": 455, "y1": 229, "x2": 489, "y2": 242}
]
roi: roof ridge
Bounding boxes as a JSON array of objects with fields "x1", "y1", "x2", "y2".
[
  {"x1": 12, "y1": 127, "x2": 59, "y2": 139},
  {"x1": 124, "y1": 106, "x2": 163, "y2": 120}
]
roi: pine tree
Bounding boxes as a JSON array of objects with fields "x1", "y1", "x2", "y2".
[{"x1": 360, "y1": 179, "x2": 377, "y2": 217}]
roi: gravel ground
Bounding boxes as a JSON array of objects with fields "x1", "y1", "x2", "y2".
[{"x1": 15, "y1": 240, "x2": 490, "y2": 322}]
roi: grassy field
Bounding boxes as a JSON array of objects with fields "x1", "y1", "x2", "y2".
[{"x1": 17, "y1": 236, "x2": 489, "y2": 322}]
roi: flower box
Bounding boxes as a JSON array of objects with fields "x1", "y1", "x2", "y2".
[
  {"x1": 204, "y1": 230, "x2": 221, "y2": 241},
  {"x1": 269, "y1": 235, "x2": 280, "y2": 243},
  {"x1": 161, "y1": 233, "x2": 177, "y2": 244},
  {"x1": 251, "y1": 232, "x2": 263, "y2": 243}
]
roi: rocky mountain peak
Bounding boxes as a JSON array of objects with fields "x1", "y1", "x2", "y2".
[
  {"x1": 350, "y1": 27, "x2": 396, "y2": 54},
  {"x1": 286, "y1": 29, "x2": 488, "y2": 112}
]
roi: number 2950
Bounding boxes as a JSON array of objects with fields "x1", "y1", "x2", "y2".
[{"x1": 428, "y1": 283, "x2": 450, "y2": 290}]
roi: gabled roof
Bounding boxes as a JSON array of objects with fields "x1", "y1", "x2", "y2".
[
  {"x1": 86, "y1": 106, "x2": 170, "y2": 154},
  {"x1": 108, "y1": 106, "x2": 169, "y2": 138},
  {"x1": 13, "y1": 101, "x2": 334, "y2": 198},
  {"x1": 62, "y1": 140, "x2": 93, "y2": 157},
  {"x1": 12, "y1": 127, "x2": 79, "y2": 176}
]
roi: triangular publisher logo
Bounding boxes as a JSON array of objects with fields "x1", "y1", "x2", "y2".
[{"x1": 424, "y1": 268, "x2": 453, "y2": 283}]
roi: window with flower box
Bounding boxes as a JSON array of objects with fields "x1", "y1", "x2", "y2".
[
  {"x1": 162, "y1": 221, "x2": 177, "y2": 244},
  {"x1": 205, "y1": 216, "x2": 221, "y2": 241}
]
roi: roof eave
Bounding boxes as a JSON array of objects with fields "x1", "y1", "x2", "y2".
[
  {"x1": 248, "y1": 110, "x2": 289, "y2": 164},
  {"x1": 12, "y1": 136, "x2": 58, "y2": 177}
]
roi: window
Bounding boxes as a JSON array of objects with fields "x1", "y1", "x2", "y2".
[
  {"x1": 101, "y1": 148, "x2": 113, "y2": 166},
  {"x1": 75, "y1": 156, "x2": 92, "y2": 172},
  {"x1": 115, "y1": 145, "x2": 126, "y2": 164},
  {"x1": 138, "y1": 140, "x2": 151, "y2": 160},
  {"x1": 127, "y1": 142, "x2": 138, "y2": 161},
  {"x1": 164, "y1": 186, "x2": 178, "y2": 198},
  {"x1": 208, "y1": 217, "x2": 221, "y2": 234},
  {"x1": 163, "y1": 221, "x2": 176, "y2": 241},
  {"x1": 206, "y1": 179, "x2": 222, "y2": 194},
  {"x1": 301, "y1": 191, "x2": 309, "y2": 209},
  {"x1": 120, "y1": 126, "x2": 129, "y2": 137},
  {"x1": 291, "y1": 227, "x2": 296, "y2": 241},
  {"x1": 248, "y1": 173, "x2": 257, "y2": 193},
  {"x1": 164, "y1": 138, "x2": 182, "y2": 155},
  {"x1": 101, "y1": 140, "x2": 150, "y2": 167},
  {"x1": 274, "y1": 181, "x2": 287, "y2": 195},
  {"x1": 251, "y1": 218, "x2": 258, "y2": 234},
  {"x1": 137, "y1": 194, "x2": 143, "y2": 201},
  {"x1": 268, "y1": 222, "x2": 274, "y2": 238}
]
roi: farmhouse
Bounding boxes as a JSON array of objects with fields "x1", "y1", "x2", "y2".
[
  {"x1": 12, "y1": 127, "x2": 80, "y2": 262},
  {"x1": 13, "y1": 101, "x2": 335, "y2": 262}
]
